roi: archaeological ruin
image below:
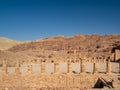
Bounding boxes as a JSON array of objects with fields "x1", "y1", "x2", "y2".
[{"x1": 0, "y1": 50, "x2": 120, "y2": 90}]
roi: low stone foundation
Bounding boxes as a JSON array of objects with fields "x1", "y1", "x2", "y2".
[{"x1": 0, "y1": 73, "x2": 119, "y2": 90}]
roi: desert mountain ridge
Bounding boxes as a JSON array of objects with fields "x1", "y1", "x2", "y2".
[
  {"x1": 8, "y1": 34, "x2": 120, "y2": 52},
  {"x1": 0, "y1": 34, "x2": 120, "y2": 66}
]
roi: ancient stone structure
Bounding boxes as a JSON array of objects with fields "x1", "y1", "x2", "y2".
[
  {"x1": 15, "y1": 63, "x2": 20, "y2": 75},
  {"x1": 93, "y1": 62, "x2": 98, "y2": 74},
  {"x1": 81, "y1": 58, "x2": 86, "y2": 73},
  {"x1": 41, "y1": 61, "x2": 46, "y2": 74},
  {"x1": 2, "y1": 60, "x2": 7, "y2": 74},
  {"x1": 74, "y1": 49, "x2": 77, "y2": 61},
  {"x1": 27, "y1": 64, "x2": 32, "y2": 74},
  {"x1": 54, "y1": 62, "x2": 59, "y2": 74},
  {"x1": 115, "y1": 49, "x2": 120, "y2": 61},
  {"x1": 0, "y1": 57, "x2": 119, "y2": 90},
  {"x1": 67, "y1": 60, "x2": 72, "y2": 74},
  {"x1": 106, "y1": 59, "x2": 112, "y2": 74},
  {"x1": 111, "y1": 45, "x2": 120, "y2": 61}
]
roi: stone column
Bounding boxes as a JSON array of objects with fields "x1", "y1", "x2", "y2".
[
  {"x1": 106, "y1": 59, "x2": 111, "y2": 74},
  {"x1": 93, "y1": 62, "x2": 98, "y2": 74},
  {"x1": 15, "y1": 63, "x2": 20, "y2": 74},
  {"x1": 103, "y1": 58, "x2": 106, "y2": 63},
  {"x1": 74, "y1": 49, "x2": 77, "y2": 61},
  {"x1": 81, "y1": 59, "x2": 86, "y2": 73},
  {"x1": 115, "y1": 49, "x2": 120, "y2": 61},
  {"x1": 110, "y1": 54, "x2": 114, "y2": 62},
  {"x1": 41, "y1": 62, "x2": 45, "y2": 74},
  {"x1": 93, "y1": 58, "x2": 98, "y2": 74},
  {"x1": 54, "y1": 62, "x2": 59, "y2": 74},
  {"x1": 27, "y1": 64, "x2": 32, "y2": 73},
  {"x1": 79, "y1": 53, "x2": 82, "y2": 59},
  {"x1": 2, "y1": 60, "x2": 7, "y2": 74},
  {"x1": 67, "y1": 61, "x2": 72, "y2": 74}
]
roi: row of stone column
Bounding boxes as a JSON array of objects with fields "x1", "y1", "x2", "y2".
[{"x1": 1, "y1": 60, "x2": 111, "y2": 74}]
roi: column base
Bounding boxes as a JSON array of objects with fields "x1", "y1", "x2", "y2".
[{"x1": 79, "y1": 72, "x2": 86, "y2": 75}]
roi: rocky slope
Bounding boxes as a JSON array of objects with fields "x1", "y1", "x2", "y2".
[
  {"x1": 0, "y1": 34, "x2": 120, "y2": 64},
  {"x1": 0, "y1": 50, "x2": 33, "y2": 66},
  {"x1": 8, "y1": 34, "x2": 120, "y2": 53}
]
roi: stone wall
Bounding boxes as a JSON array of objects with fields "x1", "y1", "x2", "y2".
[
  {"x1": 115, "y1": 49, "x2": 120, "y2": 61},
  {"x1": 0, "y1": 59, "x2": 119, "y2": 90}
]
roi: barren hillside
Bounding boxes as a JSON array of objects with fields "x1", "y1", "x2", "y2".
[
  {"x1": 0, "y1": 34, "x2": 120, "y2": 64},
  {"x1": 0, "y1": 37, "x2": 21, "y2": 50},
  {"x1": 8, "y1": 34, "x2": 120, "y2": 52}
]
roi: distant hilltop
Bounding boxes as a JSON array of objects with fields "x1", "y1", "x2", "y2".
[{"x1": 0, "y1": 37, "x2": 21, "y2": 50}]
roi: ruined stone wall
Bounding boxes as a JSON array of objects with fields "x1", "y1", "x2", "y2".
[
  {"x1": 0, "y1": 59, "x2": 119, "y2": 90},
  {"x1": 115, "y1": 49, "x2": 120, "y2": 61},
  {"x1": 0, "y1": 74, "x2": 96, "y2": 90}
]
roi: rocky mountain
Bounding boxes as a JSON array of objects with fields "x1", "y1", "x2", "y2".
[
  {"x1": 0, "y1": 34, "x2": 120, "y2": 65},
  {"x1": 8, "y1": 34, "x2": 120, "y2": 53}
]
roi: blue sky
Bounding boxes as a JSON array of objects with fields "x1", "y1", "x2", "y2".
[{"x1": 0, "y1": 0, "x2": 120, "y2": 41}]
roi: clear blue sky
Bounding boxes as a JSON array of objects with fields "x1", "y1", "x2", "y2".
[{"x1": 0, "y1": 0, "x2": 120, "y2": 41}]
